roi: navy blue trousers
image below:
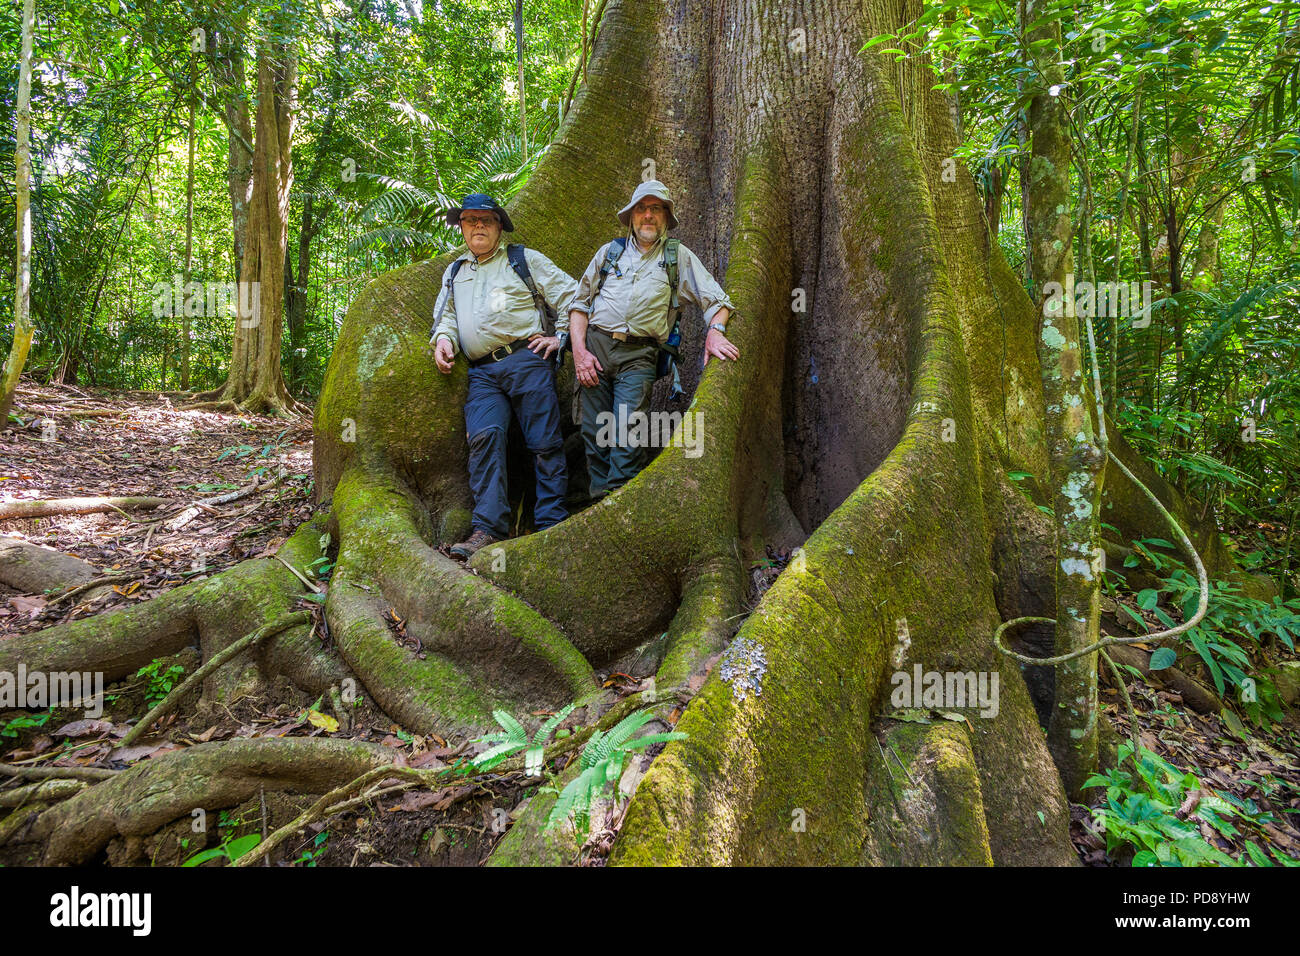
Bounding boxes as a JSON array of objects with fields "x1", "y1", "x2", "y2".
[{"x1": 464, "y1": 347, "x2": 568, "y2": 538}]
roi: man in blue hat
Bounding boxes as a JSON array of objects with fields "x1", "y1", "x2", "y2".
[{"x1": 431, "y1": 194, "x2": 578, "y2": 559}]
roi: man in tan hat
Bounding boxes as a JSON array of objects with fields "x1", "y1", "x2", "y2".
[{"x1": 567, "y1": 180, "x2": 738, "y2": 497}]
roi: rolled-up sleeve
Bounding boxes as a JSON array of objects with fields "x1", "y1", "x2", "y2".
[
  {"x1": 431, "y1": 264, "x2": 461, "y2": 353},
  {"x1": 525, "y1": 249, "x2": 580, "y2": 335},
  {"x1": 568, "y1": 245, "x2": 609, "y2": 316},
  {"x1": 678, "y1": 245, "x2": 734, "y2": 324}
]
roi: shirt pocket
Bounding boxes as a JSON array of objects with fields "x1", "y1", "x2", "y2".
[{"x1": 630, "y1": 266, "x2": 671, "y2": 318}]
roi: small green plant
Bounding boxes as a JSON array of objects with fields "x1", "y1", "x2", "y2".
[
  {"x1": 471, "y1": 703, "x2": 575, "y2": 776},
  {"x1": 1, "y1": 710, "x2": 52, "y2": 738},
  {"x1": 218, "y1": 428, "x2": 292, "y2": 465},
  {"x1": 179, "y1": 481, "x2": 241, "y2": 492},
  {"x1": 136, "y1": 659, "x2": 187, "y2": 708},
  {"x1": 181, "y1": 833, "x2": 261, "y2": 867},
  {"x1": 291, "y1": 830, "x2": 329, "y2": 866},
  {"x1": 545, "y1": 708, "x2": 685, "y2": 837}
]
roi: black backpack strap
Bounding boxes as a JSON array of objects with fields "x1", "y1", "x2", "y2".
[
  {"x1": 594, "y1": 237, "x2": 627, "y2": 296},
  {"x1": 430, "y1": 257, "x2": 467, "y2": 339},
  {"x1": 506, "y1": 243, "x2": 557, "y2": 334}
]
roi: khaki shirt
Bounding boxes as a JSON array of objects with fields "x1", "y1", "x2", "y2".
[
  {"x1": 432, "y1": 241, "x2": 577, "y2": 361},
  {"x1": 570, "y1": 238, "x2": 733, "y2": 343}
]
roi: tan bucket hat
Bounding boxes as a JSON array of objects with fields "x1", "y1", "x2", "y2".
[{"x1": 617, "y1": 179, "x2": 679, "y2": 230}]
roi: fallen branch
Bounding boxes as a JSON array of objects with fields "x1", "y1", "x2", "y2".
[
  {"x1": 0, "y1": 778, "x2": 87, "y2": 807},
  {"x1": 0, "y1": 763, "x2": 119, "y2": 782},
  {"x1": 193, "y1": 471, "x2": 284, "y2": 509},
  {"x1": 233, "y1": 763, "x2": 437, "y2": 867},
  {"x1": 0, "y1": 496, "x2": 169, "y2": 521},
  {"x1": 48, "y1": 570, "x2": 148, "y2": 606},
  {"x1": 117, "y1": 611, "x2": 311, "y2": 749}
]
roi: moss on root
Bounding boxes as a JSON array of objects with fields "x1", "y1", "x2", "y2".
[
  {"x1": 326, "y1": 464, "x2": 598, "y2": 735},
  {"x1": 861, "y1": 721, "x2": 994, "y2": 866}
]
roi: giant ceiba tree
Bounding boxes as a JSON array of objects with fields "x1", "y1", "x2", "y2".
[{"x1": 0, "y1": 0, "x2": 1256, "y2": 866}]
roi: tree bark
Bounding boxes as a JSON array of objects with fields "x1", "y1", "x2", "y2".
[
  {"x1": 182, "y1": 92, "x2": 196, "y2": 391},
  {"x1": 0, "y1": 0, "x2": 36, "y2": 426},
  {"x1": 1021, "y1": 0, "x2": 1105, "y2": 798},
  {"x1": 194, "y1": 31, "x2": 298, "y2": 416},
  {"x1": 205, "y1": 20, "x2": 255, "y2": 286}
]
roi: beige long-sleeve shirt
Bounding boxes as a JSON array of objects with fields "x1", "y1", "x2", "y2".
[
  {"x1": 569, "y1": 238, "x2": 733, "y2": 343},
  {"x1": 431, "y1": 241, "x2": 577, "y2": 361}
]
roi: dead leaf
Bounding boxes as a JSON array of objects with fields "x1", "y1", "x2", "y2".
[
  {"x1": 112, "y1": 743, "x2": 180, "y2": 764},
  {"x1": 305, "y1": 709, "x2": 338, "y2": 732},
  {"x1": 53, "y1": 719, "x2": 114, "y2": 738},
  {"x1": 8, "y1": 594, "x2": 46, "y2": 617},
  {"x1": 409, "y1": 751, "x2": 446, "y2": 770},
  {"x1": 1176, "y1": 789, "x2": 1202, "y2": 819},
  {"x1": 392, "y1": 790, "x2": 444, "y2": 812}
]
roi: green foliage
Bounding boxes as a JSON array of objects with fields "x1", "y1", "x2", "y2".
[
  {"x1": 0, "y1": 0, "x2": 583, "y2": 399},
  {"x1": 135, "y1": 659, "x2": 187, "y2": 709},
  {"x1": 1083, "y1": 743, "x2": 1298, "y2": 867},
  {"x1": 0, "y1": 710, "x2": 52, "y2": 738},
  {"x1": 181, "y1": 832, "x2": 261, "y2": 868},
  {"x1": 545, "y1": 709, "x2": 686, "y2": 838},
  {"x1": 1114, "y1": 551, "x2": 1298, "y2": 727},
  {"x1": 291, "y1": 830, "x2": 329, "y2": 867},
  {"x1": 470, "y1": 702, "x2": 575, "y2": 776}
]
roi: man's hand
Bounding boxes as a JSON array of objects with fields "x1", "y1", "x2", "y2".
[
  {"x1": 704, "y1": 328, "x2": 739, "y2": 365},
  {"x1": 528, "y1": 335, "x2": 562, "y2": 360},
  {"x1": 573, "y1": 347, "x2": 603, "y2": 387},
  {"x1": 433, "y1": 337, "x2": 456, "y2": 374}
]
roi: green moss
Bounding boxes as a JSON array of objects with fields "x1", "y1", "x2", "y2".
[{"x1": 862, "y1": 721, "x2": 994, "y2": 866}]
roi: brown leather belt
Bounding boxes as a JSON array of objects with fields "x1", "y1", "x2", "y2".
[{"x1": 590, "y1": 326, "x2": 658, "y2": 348}]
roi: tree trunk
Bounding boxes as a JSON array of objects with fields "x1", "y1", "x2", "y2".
[
  {"x1": 1021, "y1": 0, "x2": 1105, "y2": 798},
  {"x1": 193, "y1": 35, "x2": 298, "y2": 416},
  {"x1": 2, "y1": 0, "x2": 1261, "y2": 866},
  {"x1": 182, "y1": 92, "x2": 196, "y2": 391},
  {"x1": 515, "y1": 0, "x2": 528, "y2": 159},
  {"x1": 206, "y1": 23, "x2": 255, "y2": 286},
  {"x1": 0, "y1": 0, "x2": 35, "y2": 426}
]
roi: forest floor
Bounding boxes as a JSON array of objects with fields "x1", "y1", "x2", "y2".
[{"x1": 1, "y1": 383, "x2": 1298, "y2": 866}]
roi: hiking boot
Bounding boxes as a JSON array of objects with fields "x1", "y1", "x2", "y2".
[{"x1": 450, "y1": 529, "x2": 501, "y2": 561}]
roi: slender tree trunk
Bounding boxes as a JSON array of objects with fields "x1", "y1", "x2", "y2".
[
  {"x1": 514, "y1": 0, "x2": 528, "y2": 159},
  {"x1": 0, "y1": 0, "x2": 36, "y2": 426},
  {"x1": 1109, "y1": 85, "x2": 1142, "y2": 412},
  {"x1": 182, "y1": 93, "x2": 196, "y2": 391},
  {"x1": 206, "y1": 21, "x2": 255, "y2": 284},
  {"x1": 4, "y1": 0, "x2": 1250, "y2": 868},
  {"x1": 1023, "y1": 0, "x2": 1104, "y2": 798},
  {"x1": 194, "y1": 34, "x2": 298, "y2": 416}
]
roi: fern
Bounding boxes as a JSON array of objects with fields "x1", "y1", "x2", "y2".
[
  {"x1": 469, "y1": 703, "x2": 576, "y2": 774},
  {"x1": 546, "y1": 709, "x2": 686, "y2": 838}
]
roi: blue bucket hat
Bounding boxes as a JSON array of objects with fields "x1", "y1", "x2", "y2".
[{"x1": 445, "y1": 193, "x2": 514, "y2": 232}]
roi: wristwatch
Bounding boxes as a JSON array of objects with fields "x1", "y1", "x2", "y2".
[{"x1": 708, "y1": 323, "x2": 728, "y2": 335}]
